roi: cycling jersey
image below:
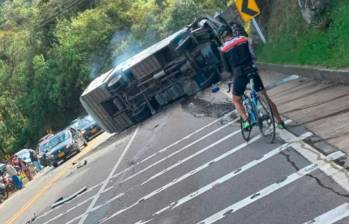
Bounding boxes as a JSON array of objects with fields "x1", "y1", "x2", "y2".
[{"x1": 220, "y1": 36, "x2": 265, "y2": 96}]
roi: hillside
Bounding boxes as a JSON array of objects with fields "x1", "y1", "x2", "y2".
[
  {"x1": 256, "y1": 0, "x2": 349, "y2": 68},
  {"x1": 0, "y1": 0, "x2": 227, "y2": 158}
]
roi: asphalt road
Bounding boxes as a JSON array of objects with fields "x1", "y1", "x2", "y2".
[{"x1": 3, "y1": 88, "x2": 349, "y2": 224}]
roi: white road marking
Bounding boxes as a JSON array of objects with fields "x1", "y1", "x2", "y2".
[
  {"x1": 78, "y1": 127, "x2": 139, "y2": 224},
  {"x1": 42, "y1": 197, "x2": 93, "y2": 224},
  {"x1": 278, "y1": 128, "x2": 349, "y2": 192},
  {"x1": 224, "y1": 87, "x2": 349, "y2": 192},
  {"x1": 140, "y1": 119, "x2": 291, "y2": 186},
  {"x1": 35, "y1": 183, "x2": 103, "y2": 221},
  {"x1": 134, "y1": 132, "x2": 312, "y2": 223},
  {"x1": 66, "y1": 197, "x2": 94, "y2": 213},
  {"x1": 43, "y1": 193, "x2": 125, "y2": 224},
  {"x1": 172, "y1": 133, "x2": 312, "y2": 210},
  {"x1": 134, "y1": 219, "x2": 153, "y2": 224},
  {"x1": 36, "y1": 182, "x2": 113, "y2": 222},
  {"x1": 141, "y1": 127, "x2": 241, "y2": 185},
  {"x1": 196, "y1": 163, "x2": 322, "y2": 224},
  {"x1": 66, "y1": 215, "x2": 83, "y2": 224},
  {"x1": 110, "y1": 111, "x2": 236, "y2": 179},
  {"x1": 42, "y1": 213, "x2": 63, "y2": 224},
  {"x1": 303, "y1": 203, "x2": 349, "y2": 224},
  {"x1": 89, "y1": 193, "x2": 125, "y2": 211},
  {"x1": 34, "y1": 115, "x2": 237, "y2": 222},
  {"x1": 98, "y1": 132, "x2": 262, "y2": 223},
  {"x1": 115, "y1": 119, "x2": 238, "y2": 183}
]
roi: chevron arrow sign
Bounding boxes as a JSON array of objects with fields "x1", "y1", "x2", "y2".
[{"x1": 235, "y1": 0, "x2": 261, "y2": 22}]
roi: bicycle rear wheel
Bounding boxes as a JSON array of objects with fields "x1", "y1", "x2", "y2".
[{"x1": 257, "y1": 95, "x2": 276, "y2": 143}]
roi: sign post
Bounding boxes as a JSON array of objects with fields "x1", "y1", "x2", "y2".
[
  {"x1": 252, "y1": 18, "x2": 266, "y2": 43},
  {"x1": 235, "y1": 0, "x2": 267, "y2": 43}
]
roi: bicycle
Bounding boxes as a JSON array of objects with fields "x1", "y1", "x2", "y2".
[{"x1": 228, "y1": 72, "x2": 276, "y2": 143}]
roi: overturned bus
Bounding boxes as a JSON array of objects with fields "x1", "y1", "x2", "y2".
[{"x1": 80, "y1": 17, "x2": 231, "y2": 133}]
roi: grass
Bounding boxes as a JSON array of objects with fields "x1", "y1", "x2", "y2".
[{"x1": 256, "y1": 0, "x2": 349, "y2": 68}]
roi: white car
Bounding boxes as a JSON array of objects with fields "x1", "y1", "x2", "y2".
[{"x1": 15, "y1": 149, "x2": 35, "y2": 164}]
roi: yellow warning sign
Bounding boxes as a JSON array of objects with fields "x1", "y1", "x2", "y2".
[{"x1": 235, "y1": 0, "x2": 260, "y2": 22}]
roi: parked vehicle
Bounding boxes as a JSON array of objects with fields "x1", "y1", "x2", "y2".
[
  {"x1": 70, "y1": 115, "x2": 102, "y2": 141},
  {"x1": 0, "y1": 165, "x2": 11, "y2": 202},
  {"x1": 0, "y1": 180, "x2": 8, "y2": 202},
  {"x1": 0, "y1": 163, "x2": 4, "y2": 174},
  {"x1": 42, "y1": 129, "x2": 87, "y2": 168},
  {"x1": 14, "y1": 149, "x2": 35, "y2": 164},
  {"x1": 38, "y1": 134, "x2": 54, "y2": 167}
]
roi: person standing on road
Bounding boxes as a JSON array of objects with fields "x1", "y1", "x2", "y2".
[
  {"x1": 11, "y1": 155, "x2": 19, "y2": 168},
  {"x1": 18, "y1": 158, "x2": 32, "y2": 181},
  {"x1": 5, "y1": 163, "x2": 23, "y2": 189},
  {"x1": 219, "y1": 22, "x2": 285, "y2": 130},
  {"x1": 30, "y1": 149, "x2": 42, "y2": 172}
]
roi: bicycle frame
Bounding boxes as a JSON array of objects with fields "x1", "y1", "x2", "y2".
[
  {"x1": 238, "y1": 72, "x2": 276, "y2": 143},
  {"x1": 243, "y1": 78, "x2": 259, "y2": 125}
]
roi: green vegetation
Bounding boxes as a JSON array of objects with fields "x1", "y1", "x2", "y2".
[
  {"x1": 0, "y1": 0, "x2": 228, "y2": 158},
  {"x1": 257, "y1": 0, "x2": 349, "y2": 68}
]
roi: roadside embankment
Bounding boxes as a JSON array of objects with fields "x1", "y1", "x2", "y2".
[
  {"x1": 255, "y1": 0, "x2": 349, "y2": 68},
  {"x1": 258, "y1": 69, "x2": 349, "y2": 168},
  {"x1": 258, "y1": 63, "x2": 349, "y2": 85}
]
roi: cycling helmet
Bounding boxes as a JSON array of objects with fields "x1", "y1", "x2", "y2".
[{"x1": 230, "y1": 22, "x2": 248, "y2": 37}]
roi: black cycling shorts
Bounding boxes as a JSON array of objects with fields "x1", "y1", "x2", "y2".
[{"x1": 233, "y1": 72, "x2": 265, "y2": 96}]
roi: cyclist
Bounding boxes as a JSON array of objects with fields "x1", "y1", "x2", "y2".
[{"x1": 220, "y1": 23, "x2": 285, "y2": 130}]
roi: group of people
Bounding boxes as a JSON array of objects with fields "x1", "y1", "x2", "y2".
[{"x1": 1, "y1": 150, "x2": 42, "y2": 191}]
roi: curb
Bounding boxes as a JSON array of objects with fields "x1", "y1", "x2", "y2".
[
  {"x1": 283, "y1": 120, "x2": 349, "y2": 171},
  {"x1": 257, "y1": 63, "x2": 349, "y2": 86}
]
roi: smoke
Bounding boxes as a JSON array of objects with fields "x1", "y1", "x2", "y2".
[
  {"x1": 89, "y1": 56, "x2": 103, "y2": 79},
  {"x1": 87, "y1": 30, "x2": 141, "y2": 79},
  {"x1": 88, "y1": 29, "x2": 157, "y2": 79},
  {"x1": 110, "y1": 30, "x2": 143, "y2": 67}
]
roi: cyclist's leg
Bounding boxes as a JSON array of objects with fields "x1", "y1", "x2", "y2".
[
  {"x1": 253, "y1": 74, "x2": 283, "y2": 124},
  {"x1": 232, "y1": 74, "x2": 249, "y2": 120},
  {"x1": 233, "y1": 95, "x2": 247, "y2": 120},
  {"x1": 258, "y1": 90, "x2": 282, "y2": 123}
]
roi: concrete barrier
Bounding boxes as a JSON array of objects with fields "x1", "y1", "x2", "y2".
[{"x1": 257, "y1": 63, "x2": 349, "y2": 86}]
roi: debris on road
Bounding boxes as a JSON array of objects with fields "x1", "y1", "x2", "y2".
[
  {"x1": 51, "y1": 187, "x2": 88, "y2": 209},
  {"x1": 77, "y1": 160, "x2": 88, "y2": 169},
  {"x1": 25, "y1": 213, "x2": 37, "y2": 224},
  {"x1": 72, "y1": 160, "x2": 88, "y2": 169},
  {"x1": 182, "y1": 96, "x2": 234, "y2": 119}
]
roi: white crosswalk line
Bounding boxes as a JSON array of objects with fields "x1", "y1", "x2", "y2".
[
  {"x1": 303, "y1": 203, "x2": 349, "y2": 224},
  {"x1": 42, "y1": 213, "x2": 63, "y2": 224},
  {"x1": 111, "y1": 111, "x2": 236, "y2": 179},
  {"x1": 78, "y1": 127, "x2": 139, "y2": 224},
  {"x1": 141, "y1": 127, "x2": 242, "y2": 185},
  {"x1": 134, "y1": 132, "x2": 312, "y2": 223},
  {"x1": 117, "y1": 119, "x2": 238, "y2": 184},
  {"x1": 37, "y1": 113, "x2": 236, "y2": 221},
  {"x1": 98, "y1": 131, "x2": 260, "y2": 223},
  {"x1": 34, "y1": 115, "x2": 238, "y2": 223},
  {"x1": 134, "y1": 218, "x2": 153, "y2": 224},
  {"x1": 141, "y1": 119, "x2": 292, "y2": 186},
  {"x1": 90, "y1": 193, "x2": 125, "y2": 211},
  {"x1": 196, "y1": 163, "x2": 322, "y2": 224}
]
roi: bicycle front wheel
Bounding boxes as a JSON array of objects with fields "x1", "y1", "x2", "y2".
[{"x1": 257, "y1": 95, "x2": 276, "y2": 143}]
